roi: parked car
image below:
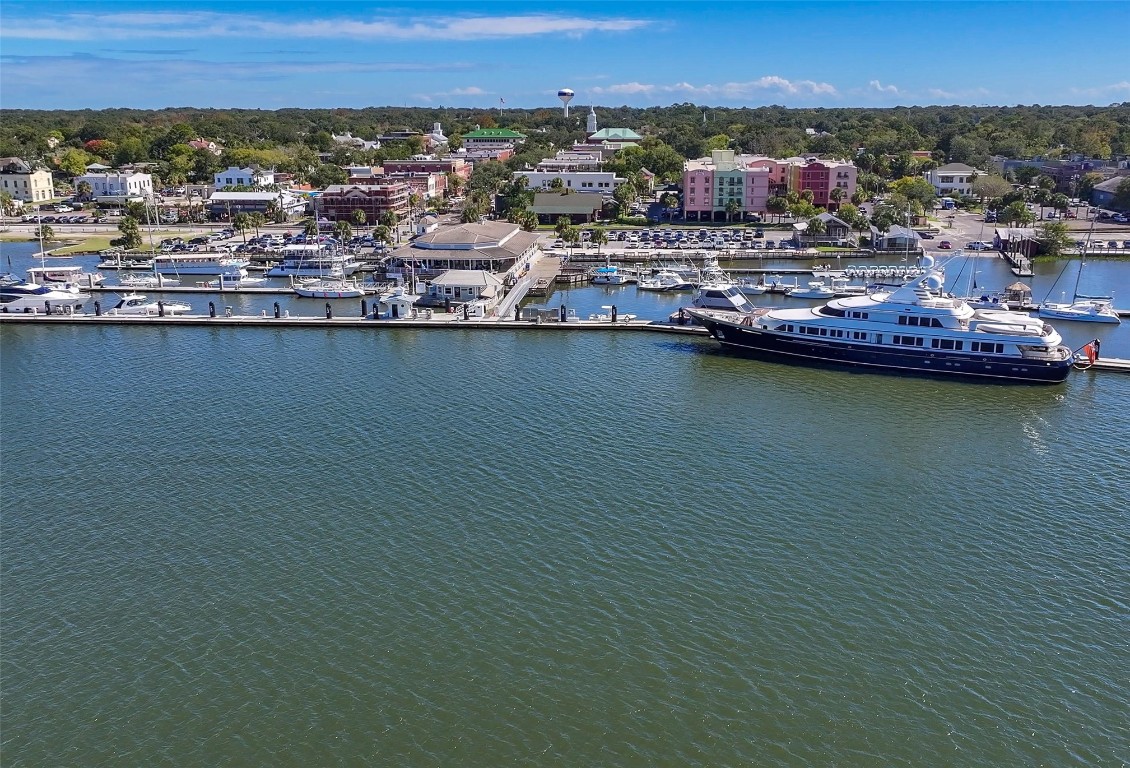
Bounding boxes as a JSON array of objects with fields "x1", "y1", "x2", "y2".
[
  {"x1": 1114, "y1": 214, "x2": 1129, "y2": 223},
  {"x1": 939, "y1": 241, "x2": 953, "y2": 249},
  {"x1": 918, "y1": 232, "x2": 934, "y2": 240},
  {"x1": 967, "y1": 241, "x2": 991, "y2": 250},
  {"x1": 754, "y1": 228, "x2": 764, "y2": 238}
]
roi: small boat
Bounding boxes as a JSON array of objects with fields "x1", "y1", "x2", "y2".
[
  {"x1": 293, "y1": 279, "x2": 368, "y2": 299},
  {"x1": 588, "y1": 305, "x2": 638, "y2": 322},
  {"x1": 638, "y1": 269, "x2": 694, "y2": 291},
  {"x1": 118, "y1": 273, "x2": 181, "y2": 288},
  {"x1": 1038, "y1": 297, "x2": 1121, "y2": 324},
  {"x1": 787, "y1": 281, "x2": 836, "y2": 299},
  {"x1": 203, "y1": 275, "x2": 269, "y2": 289},
  {"x1": 109, "y1": 293, "x2": 192, "y2": 315},
  {"x1": 735, "y1": 277, "x2": 768, "y2": 295}
]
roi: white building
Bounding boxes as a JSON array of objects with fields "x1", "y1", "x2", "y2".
[
  {"x1": 514, "y1": 170, "x2": 624, "y2": 194},
  {"x1": 213, "y1": 166, "x2": 276, "y2": 190},
  {"x1": 0, "y1": 157, "x2": 53, "y2": 203},
  {"x1": 75, "y1": 171, "x2": 153, "y2": 202},
  {"x1": 925, "y1": 163, "x2": 978, "y2": 197}
]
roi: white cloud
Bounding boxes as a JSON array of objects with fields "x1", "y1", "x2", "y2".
[
  {"x1": 1070, "y1": 81, "x2": 1130, "y2": 96},
  {"x1": 446, "y1": 86, "x2": 488, "y2": 96},
  {"x1": 1, "y1": 11, "x2": 650, "y2": 41},
  {"x1": 869, "y1": 79, "x2": 899, "y2": 95},
  {"x1": 591, "y1": 76, "x2": 837, "y2": 99}
]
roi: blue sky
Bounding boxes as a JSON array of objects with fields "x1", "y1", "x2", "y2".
[{"x1": 1, "y1": 1, "x2": 1127, "y2": 111}]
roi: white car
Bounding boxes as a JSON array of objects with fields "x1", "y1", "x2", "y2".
[{"x1": 967, "y1": 241, "x2": 992, "y2": 250}]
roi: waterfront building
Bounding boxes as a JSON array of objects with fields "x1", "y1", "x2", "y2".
[
  {"x1": 682, "y1": 150, "x2": 772, "y2": 222},
  {"x1": 786, "y1": 157, "x2": 857, "y2": 209},
  {"x1": 427, "y1": 270, "x2": 506, "y2": 308},
  {"x1": 1092, "y1": 175, "x2": 1130, "y2": 211},
  {"x1": 387, "y1": 220, "x2": 539, "y2": 284},
  {"x1": 514, "y1": 170, "x2": 624, "y2": 194},
  {"x1": 382, "y1": 158, "x2": 471, "y2": 180},
  {"x1": 924, "y1": 163, "x2": 978, "y2": 198},
  {"x1": 529, "y1": 192, "x2": 605, "y2": 224},
  {"x1": 73, "y1": 170, "x2": 153, "y2": 202},
  {"x1": 534, "y1": 152, "x2": 604, "y2": 174},
  {"x1": 0, "y1": 157, "x2": 53, "y2": 204},
  {"x1": 320, "y1": 183, "x2": 410, "y2": 221},
  {"x1": 207, "y1": 191, "x2": 304, "y2": 221},
  {"x1": 213, "y1": 166, "x2": 276, "y2": 190}
]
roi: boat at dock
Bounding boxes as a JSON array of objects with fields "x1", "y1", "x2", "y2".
[
  {"x1": 685, "y1": 255, "x2": 1076, "y2": 383},
  {"x1": 293, "y1": 278, "x2": 370, "y2": 299},
  {"x1": 0, "y1": 274, "x2": 91, "y2": 314},
  {"x1": 152, "y1": 253, "x2": 250, "y2": 278},
  {"x1": 108, "y1": 293, "x2": 192, "y2": 316},
  {"x1": 117, "y1": 272, "x2": 181, "y2": 289},
  {"x1": 265, "y1": 246, "x2": 361, "y2": 278},
  {"x1": 26, "y1": 265, "x2": 105, "y2": 288},
  {"x1": 692, "y1": 256, "x2": 755, "y2": 313}
]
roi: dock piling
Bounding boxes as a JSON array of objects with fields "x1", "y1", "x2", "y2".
[{"x1": 208, "y1": 302, "x2": 216, "y2": 318}]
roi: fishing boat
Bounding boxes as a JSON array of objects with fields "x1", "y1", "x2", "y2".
[
  {"x1": 692, "y1": 256, "x2": 756, "y2": 312},
  {"x1": 685, "y1": 255, "x2": 1076, "y2": 384}
]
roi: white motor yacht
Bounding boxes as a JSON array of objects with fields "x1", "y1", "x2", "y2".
[
  {"x1": 1038, "y1": 297, "x2": 1121, "y2": 324},
  {"x1": 787, "y1": 281, "x2": 837, "y2": 299},
  {"x1": 109, "y1": 293, "x2": 192, "y2": 315},
  {"x1": 0, "y1": 276, "x2": 90, "y2": 313}
]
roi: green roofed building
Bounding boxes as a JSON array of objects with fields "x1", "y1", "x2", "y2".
[
  {"x1": 461, "y1": 128, "x2": 527, "y2": 152},
  {"x1": 587, "y1": 128, "x2": 642, "y2": 143}
]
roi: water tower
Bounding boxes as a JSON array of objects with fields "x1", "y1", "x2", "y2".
[{"x1": 557, "y1": 88, "x2": 575, "y2": 117}]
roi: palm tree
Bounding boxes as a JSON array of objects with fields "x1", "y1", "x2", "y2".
[
  {"x1": 460, "y1": 204, "x2": 483, "y2": 224},
  {"x1": 232, "y1": 212, "x2": 252, "y2": 243},
  {"x1": 303, "y1": 218, "x2": 318, "y2": 238},
  {"x1": 725, "y1": 199, "x2": 741, "y2": 223},
  {"x1": 76, "y1": 180, "x2": 92, "y2": 202},
  {"x1": 352, "y1": 209, "x2": 367, "y2": 227},
  {"x1": 372, "y1": 225, "x2": 393, "y2": 248},
  {"x1": 660, "y1": 192, "x2": 679, "y2": 221},
  {"x1": 519, "y1": 210, "x2": 539, "y2": 232},
  {"x1": 766, "y1": 196, "x2": 788, "y2": 223},
  {"x1": 554, "y1": 216, "x2": 572, "y2": 238},
  {"x1": 248, "y1": 212, "x2": 266, "y2": 237},
  {"x1": 333, "y1": 220, "x2": 352, "y2": 243},
  {"x1": 806, "y1": 216, "x2": 827, "y2": 246},
  {"x1": 0, "y1": 191, "x2": 15, "y2": 217},
  {"x1": 562, "y1": 225, "x2": 580, "y2": 257},
  {"x1": 590, "y1": 227, "x2": 608, "y2": 254},
  {"x1": 36, "y1": 224, "x2": 54, "y2": 242},
  {"x1": 829, "y1": 187, "x2": 845, "y2": 210},
  {"x1": 379, "y1": 210, "x2": 400, "y2": 243}
]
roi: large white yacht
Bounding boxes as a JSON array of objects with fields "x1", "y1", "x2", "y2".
[
  {"x1": 685, "y1": 256, "x2": 1076, "y2": 384},
  {"x1": 265, "y1": 245, "x2": 360, "y2": 277},
  {"x1": 0, "y1": 275, "x2": 90, "y2": 314}
]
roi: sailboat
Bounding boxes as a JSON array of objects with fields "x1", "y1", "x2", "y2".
[{"x1": 1037, "y1": 225, "x2": 1121, "y2": 324}]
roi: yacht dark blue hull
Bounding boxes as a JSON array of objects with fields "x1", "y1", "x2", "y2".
[{"x1": 698, "y1": 316, "x2": 1072, "y2": 384}]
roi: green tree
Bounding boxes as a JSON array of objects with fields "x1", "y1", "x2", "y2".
[
  {"x1": 829, "y1": 186, "x2": 845, "y2": 209},
  {"x1": 1012, "y1": 165, "x2": 1042, "y2": 185},
  {"x1": 805, "y1": 216, "x2": 827, "y2": 243},
  {"x1": 309, "y1": 163, "x2": 346, "y2": 189},
  {"x1": 590, "y1": 227, "x2": 608, "y2": 254},
  {"x1": 518, "y1": 209, "x2": 539, "y2": 232},
  {"x1": 972, "y1": 174, "x2": 1011, "y2": 204},
  {"x1": 352, "y1": 208, "x2": 367, "y2": 227},
  {"x1": 372, "y1": 225, "x2": 393, "y2": 247},
  {"x1": 76, "y1": 180, "x2": 93, "y2": 201},
  {"x1": 725, "y1": 199, "x2": 742, "y2": 223},
  {"x1": 248, "y1": 212, "x2": 266, "y2": 236},
  {"x1": 1111, "y1": 177, "x2": 1130, "y2": 210},
  {"x1": 998, "y1": 200, "x2": 1035, "y2": 226},
  {"x1": 554, "y1": 216, "x2": 572, "y2": 238},
  {"x1": 1076, "y1": 171, "x2": 1105, "y2": 199},
  {"x1": 889, "y1": 176, "x2": 937, "y2": 213},
  {"x1": 303, "y1": 218, "x2": 318, "y2": 237},
  {"x1": 766, "y1": 196, "x2": 788, "y2": 223},
  {"x1": 561, "y1": 224, "x2": 580, "y2": 256},
  {"x1": 1037, "y1": 221, "x2": 1071, "y2": 257},
  {"x1": 660, "y1": 192, "x2": 679, "y2": 220},
  {"x1": 612, "y1": 181, "x2": 637, "y2": 217},
  {"x1": 117, "y1": 216, "x2": 142, "y2": 250},
  {"x1": 232, "y1": 212, "x2": 252, "y2": 242},
  {"x1": 0, "y1": 191, "x2": 15, "y2": 217},
  {"x1": 36, "y1": 224, "x2": 55, "y2": 241},
  {"x1": 547, "y1": 177, "x2": 565, "y2": 192},
  {"x1": 333, "y1": 220, "x2": 352, "y2": 243},
  {"x1": 460, "y1": 203, "x2": 484, "y2": 224}
]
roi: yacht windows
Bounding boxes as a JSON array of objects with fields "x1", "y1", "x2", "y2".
[
  {"x1": 893, "y1": 335, "x2": 923, "y2": 346},
  {"x1": 971, "y1": 341, "x2": 1004, "y2": 354},
  {"x1": 852, "y1": 331, "x2": 868, "y2": 341},
  {"x1": 849, "y1": 311, "x2": 869, "y2": 319},
  {"x1": 897, "y1": 315, "x2": 944, "y2": 328},
  {"x1": 931, "y1": 338, "x2": 963, "y2": 350}
]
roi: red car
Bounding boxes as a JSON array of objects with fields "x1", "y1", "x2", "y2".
[{"x1": 939, "y1": 240, "x2": 952, "y2": 249}]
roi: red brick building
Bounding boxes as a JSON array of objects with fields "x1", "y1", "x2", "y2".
[{"x1": 320, "y1": 183, "x2": 410, "y2": 221}]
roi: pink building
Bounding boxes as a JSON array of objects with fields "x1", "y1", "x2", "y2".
[
  {"x1": 786, "y1": 158, "x2": 857, "y2": 210},
  {"x1": 682, "y1": 151, "x2": 773, "y2": 222}
]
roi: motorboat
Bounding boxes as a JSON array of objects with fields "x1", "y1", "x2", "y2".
[
  {"x1": 685, "y1": 255, "x2": 1075, "y2": 384},
  {"x1": 787, "y1": 281, "x2": 836, "y2": 299},
  {"x1": 692, "y1": 257, "x2": 756, "y2": 312},
  {"x1": 638, "y1": 269, "x2": 695, "y2": 291},
  {"x1": 117, "y1": 272, "x2": 181, "y2": 288},
  {"x1": 203, "y1": 275, "x2": 269, "y2": 289},
  {"x1": 735, "y1": 277, "x2": 768, "y2": 295},
  {"x1": 0, "y1": 276, "x2": 90, "y2": 314},
  {"x1": 265, "y1": 246, "x2": 360, "y2": 277},
  {"x1": 293, "y1": 279, "x2": 369, "y2": 299},
  {"x1": 109, "y1": 293, "x2": 192, "y2": 315},
  {"x1": 375, "y1": 286, "x2": 424, "y2": 319},
  {"x1": 591, "y1": 264, "x2": 635, "y2": 285},
  {"x1": 588, "y1": 305, "x2": 638, "y2": 322},
  {"x1": 1038, "y1": 297, "x2": 1121, "y2": 324}
]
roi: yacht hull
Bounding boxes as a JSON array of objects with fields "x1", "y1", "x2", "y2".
[{"x1": 695, "y1": 314, "x2": 1072, "y2": 384}]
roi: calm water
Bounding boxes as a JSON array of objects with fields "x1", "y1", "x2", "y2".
[{"x1": 2, "y1": 241, "x2": 1129, "y2": 766}]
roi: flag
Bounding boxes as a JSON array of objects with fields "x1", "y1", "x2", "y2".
[
  {"x1": 500, "y1": 98, "x2": 505, "y2": 105},
  {"x1": 1082, "y1": 342, "x2": 1097, "y2": 365}
]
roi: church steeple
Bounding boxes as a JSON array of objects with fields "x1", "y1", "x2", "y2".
[{"x1": 586, "y1": 105, "x2": 597, "y2": 135}]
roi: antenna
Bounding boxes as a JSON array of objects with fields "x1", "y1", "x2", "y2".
[{"x1": 557, "y1": 88, "x2": 574, "y2": 117}]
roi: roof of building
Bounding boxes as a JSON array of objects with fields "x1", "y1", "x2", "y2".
[
  {"x1": 815, "y1": 212, "x2": 851, "y2": 228},
  {"x1": 397, "y1": 220, "x2": 539, "y2": 263},
  {"x1": 588, "y1": 128, "x2": 641, "y2": 141},
  {"x1": 530, "y1": 192, "x2": 604, "y2": 215},
  {"x1": 430, "y1": 270, "x2": 505, "y2": 288},
  {"x1": 0, "y1": 157, "x2": 34, "y2": 173},
  {"x1": 994, "y1": 227, "x2": 1037, "y2": 240},
  {"x1": 462, "y1": 128, "x2": 527, "y2": 139},
  {"x1": 209, "y1": 191, "x2": 288, "y2": 201},
  {"x1": 872, "y1": 224, "x2": 921, "y2": 240},
  {"x1": 1094, "y1": 175, "x2": 1128, "y2": 193},
  {"x1": 934, "y1": 162, "x2": 978, "y2": 174}
]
